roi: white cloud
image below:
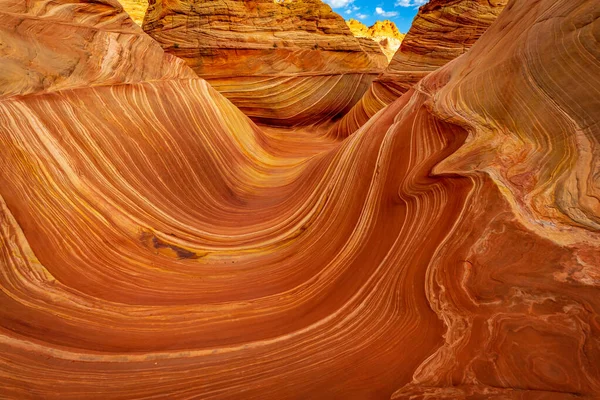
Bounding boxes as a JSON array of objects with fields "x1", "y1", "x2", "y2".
[
  {"x1": 323, "y1": 0, "x2": 354, "y2": 8},
  {"x1": 356, "y1": 13, "x2": 368, "y2": 20},
  {"x1": 375, "y1": 7, "x2": 398, "y2": 17},
  {"x1": 338, "y1": 2, "x2": 360, "y2": 18},
  {"x1": 395, "y1": 0, "x2": 428, "y2": 7}
]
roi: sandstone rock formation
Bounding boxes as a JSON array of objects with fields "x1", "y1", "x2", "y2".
[
  {"x1": 0, "y1": 0, "x2": 194, "y2": 97},
  {"x1": 347, "y1": 19, "x2": 405, "y2": 61},
  {"x1": 367, "y1": 20, "x2": 404, "y2": 40},
  {"x1": 116, "y1": 0, "x2": 148, "y2": 25},
  {"x1": 331, "y1": 0, "x2": 508, "y2": 138},
  {"x1": 356, "y1": 37, "x2": 390, "y2": 69},
  {"x1": 346, "y1": 17, "x2": 369, "y2": 36},
  {"x1": 385, "y1": 0, "x2": 507, "y2": 92},
  {"x1": 142, "y1": 0, "x2": 387, "y2": 126},
  {"x1": 0, "y1": 0, "x2": 599, "y2": 399}
]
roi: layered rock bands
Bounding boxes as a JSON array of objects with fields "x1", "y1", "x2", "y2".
[
  {"x1": 0, "y1": 0, "x2": 598, "y2": 399},
  {"x1": 330, "y1": 0, "x2": 508, "y2": 138},
  {"x1": 142, "y1": 0, "x2": 388, "y2": 127}
]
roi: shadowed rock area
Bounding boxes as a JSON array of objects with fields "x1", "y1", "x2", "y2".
[{"x1": 0, "y1": 0, "x2": 598, "y2": 398}]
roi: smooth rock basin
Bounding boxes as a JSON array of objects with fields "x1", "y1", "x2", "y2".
[{"x1": 0, "y1": 0, "x2": 598, "y2": 398}]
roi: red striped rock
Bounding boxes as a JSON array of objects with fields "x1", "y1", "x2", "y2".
[
  {"x1": 330, "y1": 0, "x2": 507, "y2": 138},
  {"x1": 142, "y1": 0, "x2": 386, "y2": 126},
  {"x1": 0, "y1": 0, "x2": 598, "y2": 398},
  {"x1": 0, "y1": 0, "x2": 194, "y2": 98}
]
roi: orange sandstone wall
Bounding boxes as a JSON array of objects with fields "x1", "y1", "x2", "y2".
[
  {"x1": 0, "y1": 0, "x2": 194, "y2": 98},
  {"x1": 330, "y1": 0, "x2": 507, "y2": 138},
  {"x1": 0, "y1": 0, "x2": 598, "y2": 398},
  {"x1": 142, "y1": 0, "x2": 386, "y2": 126}
]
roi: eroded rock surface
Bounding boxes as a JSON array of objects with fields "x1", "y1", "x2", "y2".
[
  {"x1": 0, "y1": 0, "x2": 598, "y2": 399},
  {"x1": 330, "y1": 0, "x2": 508, "y2": 138},
  {"x1": 142, "y1": 0, "x2": 386, "y2": 126},
  {"x1": 347, "y1": 19, "x2": 405, "y2": 61},
  {"x1": 0, "y1": 0, "x2": 194, "y2": 97}
]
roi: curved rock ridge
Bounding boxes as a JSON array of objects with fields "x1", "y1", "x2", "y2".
[
  {"x1": 389, "y1": 0, "x2": 508, "y2": 74},
  {"x1": 142, "y1": 0, "x2": 386, "y2": 126},
  {"x1": 0, "y1": 0, "x2": 599, "y2": 399},
  {"x1": 355, "y1": 36, "x2": 390, "y2": 69},
  {"x1": 391, "y1": 0, "x2": 600, "y2": 396},
  {"x1": 330, "y1": 0, "x2": 507, "y2": 138},
  {"x1": 347, "y1": 19, "x2": 405, "y2": 61},
  {"x1": 0, "y1": 0, "x2": 195, "y2": 98}
]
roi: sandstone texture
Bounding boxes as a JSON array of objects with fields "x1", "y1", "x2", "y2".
[
  {"x1": 142, "y1": 0, "x2": 386, "y2": 126},
  {"x1": 346, "y1": 18, "x2": 370, "y2": 36},
  {"x1": 0, "y1": 0, "x2": 599, "y2": 398},
  {"x1": 385, "y1": 0, "x2": 507, "y2": 89},
  {"x1": 0, "y1": 0, "x2": 194, "y2": 97},
  {"x1": 116, "y1": 0, "x2": 148, "y2": 25},
  {"x1": 347, "y1": 19, "x2": 405, "y2": 61},
  {"x1": 331, "y1": 0, "x2": 508, "y2": 137}
]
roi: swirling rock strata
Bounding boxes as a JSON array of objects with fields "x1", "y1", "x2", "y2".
[
  {"x1": 392, "y1": 0, "x2": 600, "y2": 393},
  {"x1": 0, "y1": 0, "x2": 599, "y2": 399},
  {"x1": 387, "y1": 0, "x2": 508, "y2": 86},
  {"x1": 330, "y1": 0, "x2": 507, "y2": 138},
  {"x1": 0, "y1": 0, "x2": 194, "y2": 98},
  {"x1": 142, "y1": 0, "x2": 386, "y2": 126}
]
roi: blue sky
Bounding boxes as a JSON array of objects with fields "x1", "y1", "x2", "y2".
[{"x1": 323, "y1": 0, "x2": 428, "y2": 33}]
